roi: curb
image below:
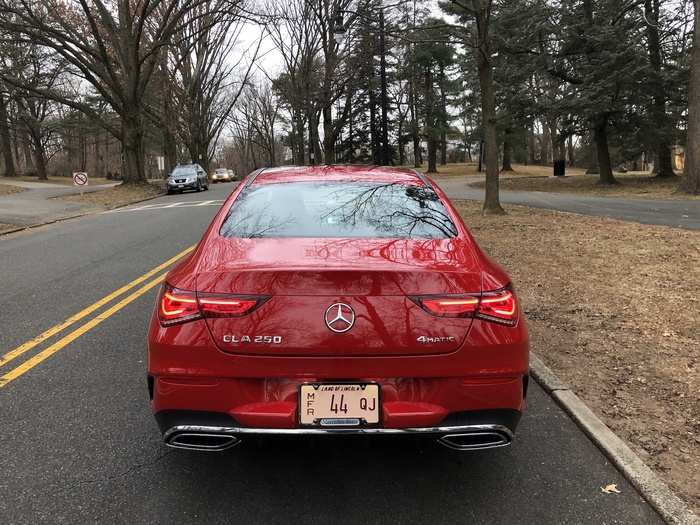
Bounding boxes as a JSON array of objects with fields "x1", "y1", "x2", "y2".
[
  {"x1": 530, "y1": 354, "x2": 700, "y2": 525},
  {"x1": 0, "y1": 190, "x2": 165, "y2": 238}
]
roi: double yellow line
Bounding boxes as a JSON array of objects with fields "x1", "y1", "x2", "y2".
[{"x1": 0, "y1": 245, "x2": 195, "y2": 389}]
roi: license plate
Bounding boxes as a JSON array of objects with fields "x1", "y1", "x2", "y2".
[
  {"x1": 299, "y1": 384, "x2": 380, "y2": 426},
  {"x1": 177, "y1": 184, "x2": 183, "y2": 188}
]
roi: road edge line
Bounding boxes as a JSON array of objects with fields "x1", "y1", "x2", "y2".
[{"x1": 530, "y1": 353, "x2": 699, "y2": 525}]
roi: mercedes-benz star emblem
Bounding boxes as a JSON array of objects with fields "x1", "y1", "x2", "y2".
[{"x1": 324, "y1": 303, "x2": 355, "y2": 333}]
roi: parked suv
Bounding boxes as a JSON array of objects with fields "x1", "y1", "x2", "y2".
[{"x1": 167, "y1": 164, "x2": 209, "y2": 194}]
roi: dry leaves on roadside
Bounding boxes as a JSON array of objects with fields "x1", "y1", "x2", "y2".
[{"x1": 601, "y1": 484, "x2": 622, "y2": 495}]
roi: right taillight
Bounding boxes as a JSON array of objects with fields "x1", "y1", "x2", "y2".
[{"x1": 412, "y1": 286, "x2": 518, "y2": 326}]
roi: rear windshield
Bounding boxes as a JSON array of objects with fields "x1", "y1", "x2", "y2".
[
  {"x1": 219, "y1": 181, "x2": 457, "y2": 239},
  {"x1": 171, "y1": 167, "x2": 196, "y2": 176}
]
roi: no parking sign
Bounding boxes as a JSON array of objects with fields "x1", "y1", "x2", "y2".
[
  {"x1": 72, "y1": 172, "x2": 88, "y2": 186},
  {"x1": 73, "y1": 171, "x2": 87, "y2": 186}
]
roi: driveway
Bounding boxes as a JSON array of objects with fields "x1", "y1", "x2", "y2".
[{"x1": 438, "y1": 179, "x2": 700, "y2": 230}]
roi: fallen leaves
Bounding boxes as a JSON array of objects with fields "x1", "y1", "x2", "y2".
[{"x1": 601, "y1": 484, "x2": 621, "y2": 495}]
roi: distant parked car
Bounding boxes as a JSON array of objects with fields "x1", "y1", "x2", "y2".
[
  {"x1": 212, "y1": 168, "x2": 232, "y2": 183},
  {"x1": 227, "y1": 169, "x2": 239, "y2": 181},
  {"x1": 167, "y1": 164, "x2": 209, "y2": 194}
]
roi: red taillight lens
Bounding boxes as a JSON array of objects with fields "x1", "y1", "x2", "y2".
[
  {"x1": 412, "y1": 287, "x2": 518, "y2": 326},
  {"x1": 476, "y1": 289, "x2": 517, "y2": 325},
  {"x1": 159, "y1": 285, "x2": 201, "y2": 326},
  {"x1": 158, "y1": 284, "x2": 268, "y2": 326},
  {"x1": 198, "y1": 295, "x2": 265, "y2": 318},
  {"x1": 420, "y1": 297, "x2": 479, "y2": 317}
]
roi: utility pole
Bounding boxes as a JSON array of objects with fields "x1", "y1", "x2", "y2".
[{"x1": 379, "y1": 2, "x2": 390, "y2": 165}]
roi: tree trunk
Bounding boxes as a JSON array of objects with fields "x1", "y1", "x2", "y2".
[
  {"x1": 439, "y1": 65, "x2": 447, "y2": 166},
  {"x1": 567, "y1": 135, "x2": 575, "y2": 166},
  {"x1": 323, "y1": 104, "x2": 334, "y2": 165},
  {"x1": 121, "y1": 115, "x2": 147, "y2": 184},
  {"x1": 527, "y1": 123, "x2": 536, "y2": 165},
  {"x1": 0, "y1": 93, "x2": 16, "y2": 177},
  {"x1": 594, "y1": 116, "x2": 617, "y2": 185},
  {"x1": 502, "y1": 129, "x2": 514, "y2": 171},
  {"x1": 645, "y1": 0, "x2": 675, "y2": 178},
  {"x1": 294, "y1": 112, "x2": 305, "y2": 165},
  {"x1": 475, "y1": 7, "x2": 504, "y2": 214},
  {"x1": 21, "y1": 128, "x2": 35, "y2": 175},
  {"x1": 379, "y1": 8, "x2": 390, "y2": 166},
  {"x1": 680, "y1": 0, "x2": 700, "y2": 194},
  {"x1": 409, "y1": 77, "x2": 421, "y2": 168},
  {"x1": 369, "y1": 84, "x2": 379, "y2": 165},
  {"x1": 425, "y1": 69, "x2": 437, "y2": 174}
]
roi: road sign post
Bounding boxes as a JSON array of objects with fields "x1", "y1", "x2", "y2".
[{"x1": 72, "y1": 172, "x2": 88, "y2": 196}]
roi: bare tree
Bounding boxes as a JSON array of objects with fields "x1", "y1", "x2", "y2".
[
  {"x1": 0, "y1": 0, "x2": 236, "y2": 183},
  {"x1": 237, "y1": 81, "x2": 282, "y2": 167},
  {"x1": 169, "y1": 0, "x2": 258, "y2": 172},
  {"x1": 265, "y1": 0, "x2": 322, "y2": 165}
]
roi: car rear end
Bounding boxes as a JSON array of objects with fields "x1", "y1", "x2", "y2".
[{"x1": 148, "y1": 166, "x2": 529, "y2": 451}]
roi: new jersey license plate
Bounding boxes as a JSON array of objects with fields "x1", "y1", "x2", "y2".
[{"x1": 299, "y1": 384, "x2": 380, "y2": 426}]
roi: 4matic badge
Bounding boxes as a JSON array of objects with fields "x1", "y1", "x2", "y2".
[{"x1": 416, "y1": 335, "x2": 456, "y2": 344}]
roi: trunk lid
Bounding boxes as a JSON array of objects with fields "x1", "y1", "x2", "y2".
[{"x1": 195, "y1": 237, "x2": 482, "y2": 356}]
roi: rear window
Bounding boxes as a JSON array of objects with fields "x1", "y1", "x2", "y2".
[
  {"x1": 171, "y1": 167, "x2": 196, "y2": 176},
  {"x1": 219, "y1": 181, "x2": 457, "y2": 239}
]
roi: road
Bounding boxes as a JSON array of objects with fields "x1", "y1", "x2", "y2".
[
  {"x1": 438, "y1": 179, "x2": 700, "y2": 230},
  {"x1": 0, "y1": 183, "x2": 663, "y2": 524}
]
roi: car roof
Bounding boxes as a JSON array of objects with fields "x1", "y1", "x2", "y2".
[{"x1": 251, "y1": 165, "x2": 427, "y2": 186}]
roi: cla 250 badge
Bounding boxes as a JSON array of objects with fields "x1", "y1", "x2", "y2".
[{"x1": 223, "y1": 335, "x2": 283, "y2": 344}]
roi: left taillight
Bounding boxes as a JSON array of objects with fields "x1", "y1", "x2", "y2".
[
  {"x1": 158, "y1": 284, "x2": 268, "y2": 327},
  {"x1": 159, "y1": 285, "x2": 201, "y2": 326}
]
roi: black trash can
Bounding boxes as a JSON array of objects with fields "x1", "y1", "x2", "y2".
[{"x1": 553, "y1": 160, "x2": 566, "y2": 177}]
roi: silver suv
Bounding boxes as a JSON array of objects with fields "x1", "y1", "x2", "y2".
[{"x1": 167, "y1": 164, "x2": 209, "y2": 194}]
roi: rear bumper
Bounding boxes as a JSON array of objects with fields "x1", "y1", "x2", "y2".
[
  {"x1": 158, "y1": 408, "x2": 520, "y2": 452},
  {"x1": 150, "y1": 375, "x2": 528, "y2": 429}
]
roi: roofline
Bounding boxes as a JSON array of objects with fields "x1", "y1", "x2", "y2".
[{"x1": 247, "y1": 165, "x2": 432, "y2": 189}]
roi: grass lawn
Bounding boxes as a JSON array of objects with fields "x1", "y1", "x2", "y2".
[
  {"x1": 0, "y1": 223, "x2": 20, "y2": 233},
  {"x1": 469, "y1": 169, "x2": 695, "y2": 200},
  {"x1": 0, "y1": 183, "x2": 26, "y2": 196},
  {"x1": 412, "y1": 162, "x2": 588, "y2": 180},
  {"x1": 16, "y1": 175, "x2": 112, "y2": 186},
  {"x1": 55, "y1": 183, "x2": 163, "y2": 209},
  {"x1": 455, "y1": 200, "x2": 700, "y2": 514}
]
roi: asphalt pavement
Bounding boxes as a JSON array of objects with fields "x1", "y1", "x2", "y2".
[
  {"x1": 0, "y1": 182, "x2": 664, "y2": 524},
  {"x1": 438, "y1": 179, "x2": 700, "y2": 230}
]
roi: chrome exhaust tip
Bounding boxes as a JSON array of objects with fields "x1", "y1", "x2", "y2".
[
  {"x1": 166, "y1": 432, "x2": 240, "y2": 451},
  {"x1": 438, "y1": 431, "x2": 511, "y2": 451}
]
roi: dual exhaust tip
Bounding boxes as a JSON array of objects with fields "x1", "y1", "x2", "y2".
[
  {"x1": 166, "y1": 430, "x2": 511, "y2": 452},
  {"x1": 168, "y1": 432, "x2": 240, "y2": 451}
]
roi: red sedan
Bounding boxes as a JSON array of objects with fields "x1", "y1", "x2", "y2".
[{"x1": 147, "y1": 166, "x2": 529, "y2": 451}]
